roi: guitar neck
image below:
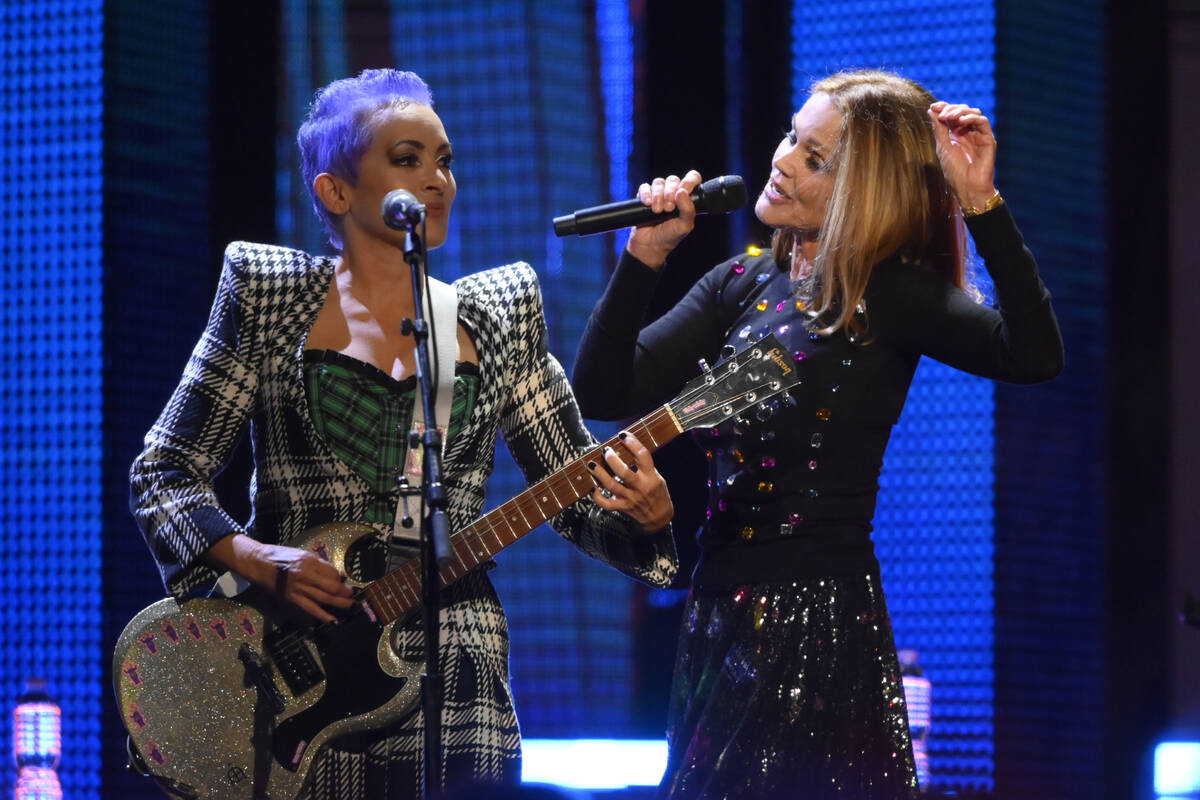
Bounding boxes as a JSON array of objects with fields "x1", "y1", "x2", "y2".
[{"x1": 363, "y1": 405, "x2": 683, "y2": 625}]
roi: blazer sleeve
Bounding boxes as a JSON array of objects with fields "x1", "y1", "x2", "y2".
[
  {"x1": 495, "y1": 265, "x2": 678, "y2": 588},
  {"x1": 129, "y1": 243, "x2": 263, "y2": 598}
]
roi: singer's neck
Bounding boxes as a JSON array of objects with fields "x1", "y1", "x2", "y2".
[
  {"x1": 789, "y1": 231, "x2": 820, "y2": 280},
  {"x1": 337, "y1": 234, "x2": 422, "y2": 311}
]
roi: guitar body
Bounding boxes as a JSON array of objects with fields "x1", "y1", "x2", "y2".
[{"x1": 112, "y1": 523, "x2": 422, "y2": 800}]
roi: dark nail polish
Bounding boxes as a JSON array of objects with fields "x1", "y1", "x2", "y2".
[
  {"x1": 630, "y1": 464, "x2": 639, "y2": 473},
  {"x1": 618, "y1": 431, "x2": 628, "y2": 440},
  {"x1": 587, "y1": 461, "x2": 596, "y2": 470}
]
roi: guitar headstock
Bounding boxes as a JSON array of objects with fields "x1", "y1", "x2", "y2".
[{"x1": 667, "y1": 334, "x2": 802, "y2": 432}]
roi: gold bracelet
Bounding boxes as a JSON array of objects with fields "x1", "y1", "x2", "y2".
[{"x1": 961, "y1": 190, "x2": 1004, "y2": 217}]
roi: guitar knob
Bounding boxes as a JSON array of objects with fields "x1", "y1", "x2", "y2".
[
  {"x1": 732, "y1": 417, "x2": 751, "y2": 435},
  {"x1": 719, "y1": 344, "x2": 737, "y2": 360},
  {"x1": 755, "y1": 403, "x2": 776, "y2": 422},
  {"x1": 697, "y1": 358, "x2": 711, "y2": 373}
]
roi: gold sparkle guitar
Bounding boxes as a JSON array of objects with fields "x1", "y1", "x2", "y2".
[{"x1": 112, "y1": 335, "x2": 800, "y2": 799}]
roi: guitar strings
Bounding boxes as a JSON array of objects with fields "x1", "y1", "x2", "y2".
[
  {"x1": 345, "y1": 369, "x2": 778, "y2": 620},
  {"x1": 256, "y1": 353, "x2": 784, "y2": 660}
]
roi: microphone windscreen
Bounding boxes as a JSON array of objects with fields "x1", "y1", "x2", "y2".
[
  {"x1": 382, "y1": 189, "x2": 425, "y2": 230},
  {"x1": 696, "y1": 175, "x2": 748, "y2": 214}
]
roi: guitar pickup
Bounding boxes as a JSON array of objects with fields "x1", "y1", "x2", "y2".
[{"x1": 264, "y1": 630, "x2": 325, "y2": 696}]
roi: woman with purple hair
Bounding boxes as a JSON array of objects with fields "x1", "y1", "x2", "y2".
[{"x1": 130, "y1": 68, "x2": 677, "y2": 798}]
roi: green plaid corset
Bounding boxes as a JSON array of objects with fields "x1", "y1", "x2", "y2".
[{"x1": 302, "y1": 349, "x2": 480, "y2": 525}]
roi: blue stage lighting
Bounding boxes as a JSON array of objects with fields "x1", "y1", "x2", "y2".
[{"x1": 1156, "y1": 742, "x2": 1200, "y2": 796}]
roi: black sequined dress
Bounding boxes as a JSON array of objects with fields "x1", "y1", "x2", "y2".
[{"x1": 573, "y1": 204, "x2": 1063, "y2": 799}]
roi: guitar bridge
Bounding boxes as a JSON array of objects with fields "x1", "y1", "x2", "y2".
[{"x1": 265, "y1": 630, "x2": 325, "y2": 696}]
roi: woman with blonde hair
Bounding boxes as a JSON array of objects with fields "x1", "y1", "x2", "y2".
[{"x1": 573, "y1": 69, "x2": 1063, "y2": 798}]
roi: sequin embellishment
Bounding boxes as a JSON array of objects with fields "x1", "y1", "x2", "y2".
[
  {"x1": 754, "y1": 596, "x2": 768, "y2": 629},
  {"x1": 665, "y1": 576, "x2": 920, "y2": 795}
]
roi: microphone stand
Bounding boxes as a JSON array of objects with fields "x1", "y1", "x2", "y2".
[{"x1": 400, "y1": 220, "x2": 455, "y2": 800}]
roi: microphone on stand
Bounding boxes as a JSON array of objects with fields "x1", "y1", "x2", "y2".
[
  {"x1": 382, "y1": 189, "x2": 426, "y2": 230},
  {"x1": 552, "y1": 174, "x2": 747, "y2": 237}
]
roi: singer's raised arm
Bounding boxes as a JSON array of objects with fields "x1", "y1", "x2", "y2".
[{"x1": 574, "y1": 249, "x2": 754, "y2": 420}]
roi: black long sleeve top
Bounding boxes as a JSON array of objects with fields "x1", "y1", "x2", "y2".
[{"x1": 573, "y1": 204, "x2": 1063, "y2": 587}]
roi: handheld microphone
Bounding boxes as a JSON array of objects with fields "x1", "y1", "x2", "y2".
[
  {"x1": 553, "y1": 175, "x2": 747, "y2": 237},
  {"x1": 382, "y1": 189, "x2": 426, "y2": 230}
]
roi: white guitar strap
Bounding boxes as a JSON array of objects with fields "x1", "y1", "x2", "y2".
[{"x1": 391, "y1": 275, "x2": 458, "y2": 546}]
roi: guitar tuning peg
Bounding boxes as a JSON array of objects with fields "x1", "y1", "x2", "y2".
[
  {"x1": 697, "y1": 358, "x2": 711, "y2": 373},
  {"x1": 720, "y1": 344, "x2": 737, "y2": 360},
  {"x1": 782, "y1": 392, "x2": 798, "y2": 408},
  {"x1": 732, "y1": 417, "x2": 751, "y2": 435},
  {"x1": 755, "y1": 403, "x2": 776, "y2": 422}
]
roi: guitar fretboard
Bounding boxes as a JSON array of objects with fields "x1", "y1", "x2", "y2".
[{"x1": 362, "y1": 406, "x2": 682, "y2": 624}]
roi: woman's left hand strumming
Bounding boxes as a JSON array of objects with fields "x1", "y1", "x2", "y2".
[
  {"x1": 928, "y1": 100, "x2": 998, "y2": 211},
  {"x1": 587, "y1": 431, "x2": 674, "y2": 533}
]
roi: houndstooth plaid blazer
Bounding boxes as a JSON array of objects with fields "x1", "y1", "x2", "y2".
[
  {"x1": 130, "y1": 241, "x2": 677, "y2": 597},
  {"x1": 129, "y1": 242, "x2": 678, "y2": 795}
]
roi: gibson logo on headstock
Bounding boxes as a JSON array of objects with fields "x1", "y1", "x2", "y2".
[
  {"x1": 765, "y1": 346, "x2": 793, "y2": 376},
  {"x1": 681, "y1": 398, "x2": 710, "y2": 415}
]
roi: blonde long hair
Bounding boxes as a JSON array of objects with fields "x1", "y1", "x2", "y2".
[{"x1": 772, "y1": 70, "x2": 974, "y2": 336}]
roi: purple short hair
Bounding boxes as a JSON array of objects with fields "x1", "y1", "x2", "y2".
[{"x1": 297, "y1": 68, "x2": 434, "y2": 249}]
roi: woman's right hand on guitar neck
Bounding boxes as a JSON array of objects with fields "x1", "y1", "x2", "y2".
[
  {"x1": 207, "y1": 534, "x2": 356, "y2": 624},
  {"x1": 625, "y1": 169, "x2": 704, "y2": 270}
]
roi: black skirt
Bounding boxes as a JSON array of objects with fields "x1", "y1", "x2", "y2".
[{"x1": 661, "y1": 573, "x2": 919, "y2": 800}]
